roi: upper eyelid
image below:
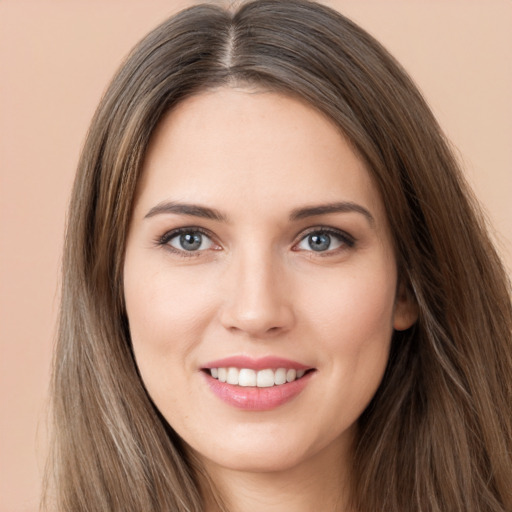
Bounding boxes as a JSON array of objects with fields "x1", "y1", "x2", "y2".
[
  {"x1": 156, "y1": 227, "x2": 219, "y2": 258},
  {"x1": 297, "y1": 225, "x2": 352, "y2": 236},
  {"x1": 295, "y1": 226, "x2": 354, "y2": 243},
  {"x1": 156, "y1": 225, "x2": 355, "y2": 249},
  {"x1": 158, "y1": 226, "x2": 216, "y2": 244}
]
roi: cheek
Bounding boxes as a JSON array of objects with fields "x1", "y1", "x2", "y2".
[
  {"x1": 297, "y1": 260, "x2": 396, "y2": 411},
  {"x1": 124, "y1": 261, "x2": 217, "y2": 369},
  {"x1": 301, "y1": 263, "x2": 396, "y2": 347},
  {"x1": 123, "y1": 260, "x2": 223, "y2": 422}
]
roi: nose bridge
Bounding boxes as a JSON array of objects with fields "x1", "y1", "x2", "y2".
[{"x1": 220, "y1": 241, "x2": 294, "y2": 336}]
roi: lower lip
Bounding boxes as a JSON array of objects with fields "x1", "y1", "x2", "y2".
[{"x1": 203, "y1": 371, "x2": 314, "y2": 411}]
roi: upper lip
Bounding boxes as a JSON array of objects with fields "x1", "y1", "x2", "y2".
[{"x1": 202, "y1": 355, "x2": 312, "y2": 371}]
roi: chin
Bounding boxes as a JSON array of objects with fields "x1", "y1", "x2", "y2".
[
  {"x1": 184, "y1": 422, "x2": 351, "y2": 477},
  {"x1": 202, "y1": 447, "x2": 312, "y2": 474}
]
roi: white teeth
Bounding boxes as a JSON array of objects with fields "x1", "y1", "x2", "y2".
[
  {"x1": 208, "y1": 367, "x2": 309, "y2": 387},
  {"x1": 274, "y1": 368, "x2": 287, "y2": 385},
  {"x1": 239, "y1": 368, "x2": 256, "y2": 387},
  {"x1": 256, "y1": 369, "x2": 275, "y2": 387},
  {"x1": 286, "y1": 369, "x2": 296, "y2": 382},
  {"x1": 226, "y1": 367, "x2": 239, "y2": 385}
]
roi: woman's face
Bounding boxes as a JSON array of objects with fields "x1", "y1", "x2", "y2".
[{"x1": 124, "y1": 88, "x2": 416, "y2": 476}]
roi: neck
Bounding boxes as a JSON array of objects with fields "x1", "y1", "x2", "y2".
[{"x1": 197, "y1": 439, "x2": 355, "y2": 512}]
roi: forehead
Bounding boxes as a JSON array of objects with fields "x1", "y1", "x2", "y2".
[{"x1": 135, "y1": 87, "x2": 383, "y2": 222}]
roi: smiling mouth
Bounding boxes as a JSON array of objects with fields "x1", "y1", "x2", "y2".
[{"x1": 204, "y1": 367, "x2": 314, "y2": 387}]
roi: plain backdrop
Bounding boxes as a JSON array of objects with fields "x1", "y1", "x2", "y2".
[{"x1": 1, "y1": 1, "x2": 511, "y2": 511}]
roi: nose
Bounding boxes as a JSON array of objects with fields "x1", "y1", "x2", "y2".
[{"x1": 219, "y1": 249, "x2": 295, "y2": 338}]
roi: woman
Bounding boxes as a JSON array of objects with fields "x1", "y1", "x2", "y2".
[{"x1": 43, "y1": 1, "x2": 512, "y2": 511}]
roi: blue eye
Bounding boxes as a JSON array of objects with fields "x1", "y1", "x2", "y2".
[
  {"x1": 296, "y1": 229, "x2": 354, "y2": 253},
  {"x1": 163, "y1": 229, "x2": 216, "y2": 253},
  {"x1": 306, "y1": 233, "x2": 331, "y2": 252}
]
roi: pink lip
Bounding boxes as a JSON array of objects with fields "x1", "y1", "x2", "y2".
[
  {"x1": 202, "y1": 355, "x2": 311, "y2": 371},
  {"x1": 202, "y1": 371, "x2": 314, "y2": 411},
  {"x1": 200, "y1": 356, "x2": 315, "y2": 411}
]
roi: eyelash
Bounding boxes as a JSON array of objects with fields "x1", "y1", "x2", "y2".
[
  {"x1": 155, "y1": 226, "x2": 356, "y2": 258},
  {"x1": 295, "y1": 227, "x2": 356, "y2": 255},
  {"x1": 156, "y1": 227, "x2": 216, "y2": 258}
]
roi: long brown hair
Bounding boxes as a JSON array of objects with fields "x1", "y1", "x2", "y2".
[{"x1": 43, "y1": 1, "x2": 512, "y2": 510}]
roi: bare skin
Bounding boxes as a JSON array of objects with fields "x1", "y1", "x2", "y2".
[{"x1": 124, "y1": 87, "x2": 417, "y2": 511}]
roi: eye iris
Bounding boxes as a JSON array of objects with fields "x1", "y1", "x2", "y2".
[
  {"x1": 179, "y1": 232, "x2": 202, "y2": 251},
  {"x1": 308, "y1": 233, "x2": 331, "y2": 251}
]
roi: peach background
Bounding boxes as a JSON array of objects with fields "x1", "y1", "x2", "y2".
[{"x1": 1, "y1": 1, "x2": 510, "y2": 511}]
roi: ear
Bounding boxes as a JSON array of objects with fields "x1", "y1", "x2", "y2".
[{"x1": 393, "y1": 280, "x2": 418, "y2": 331}]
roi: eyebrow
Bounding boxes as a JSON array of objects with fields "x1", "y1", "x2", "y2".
[
  {"x1": 144, "y1": 200, "x2": 374, "y2": 226},
  {"x1": 289, "y1": 201, "x2": 374, "y2": 226},
  {"x1": 144, "y1": 201, "x2": 228, "y2": 222}
]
